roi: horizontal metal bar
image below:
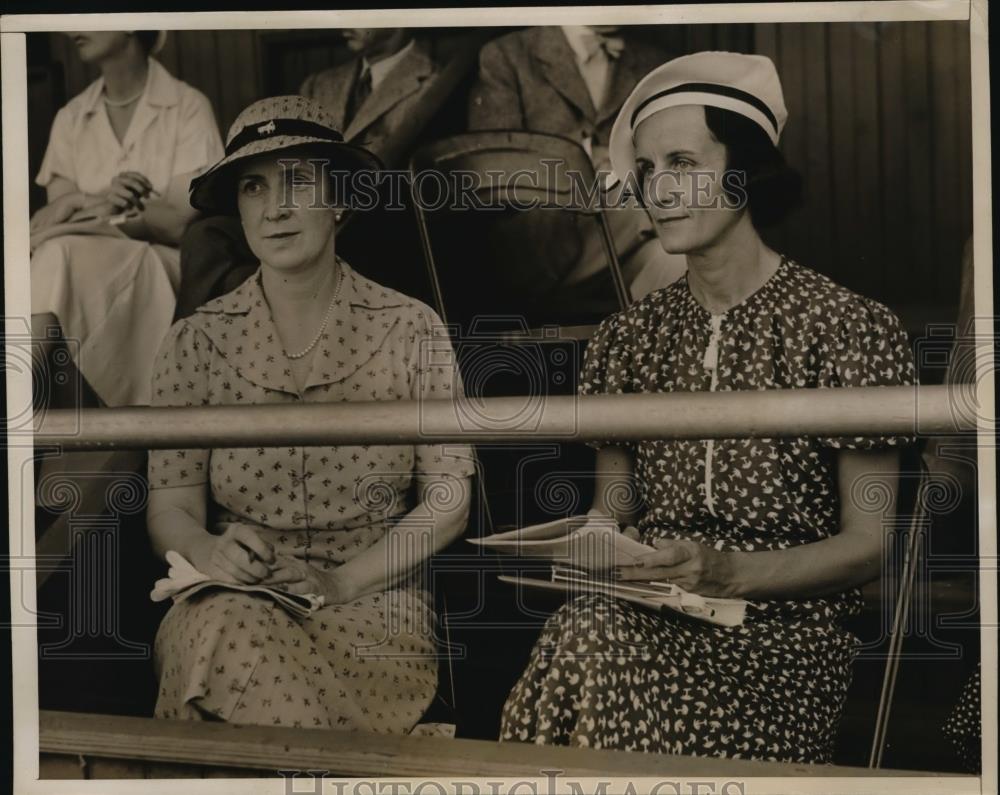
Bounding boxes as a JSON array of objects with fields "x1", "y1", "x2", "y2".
[{"x1": 31, "y1": 386, "x2": 977, "y2": 451}]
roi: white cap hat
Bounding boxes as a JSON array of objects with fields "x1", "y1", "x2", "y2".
[{"x1": 608, "y1": 51, "x2": 787, "y2": 186}]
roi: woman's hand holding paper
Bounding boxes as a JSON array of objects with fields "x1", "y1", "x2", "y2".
[
  {"x1": 617, "y1": 537, "x2": 739, "y2": 598},
  {"x1": 567, "y1": 512, "x2": 648, "y2": 571},
  {"x1": 190, "y1": 523, "x2": 276, "y2": 585}
]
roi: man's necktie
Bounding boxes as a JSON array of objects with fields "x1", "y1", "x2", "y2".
[
  {"x1": 346, "y1": 63, "x2": 373, "y2": 123},
  {"x1": 581, "y1": 30, "x2": 625, "y2": 62}
]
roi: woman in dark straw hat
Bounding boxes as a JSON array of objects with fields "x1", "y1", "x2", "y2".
[
  {"x1": 501, "y1": 53, "x2": 915, "y2": 762},
  {"x1": 146, "y1": 96, "x2": 474, "y2": 733}
]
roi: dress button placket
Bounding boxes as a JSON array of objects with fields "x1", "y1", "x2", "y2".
[
  {"x1": 294, "y1": 393, "x2": 312, "y2": 562},
  {"x1": 702, "y1": 314, "x2": 724, "y2": 517}
]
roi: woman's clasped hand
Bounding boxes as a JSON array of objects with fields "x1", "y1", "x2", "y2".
[
  {"x1": 189, "y1": 522, "x2": 275, "y2": 584},
  {"x1": 29, "y1": 170, "x2": 154, "y2": 234},
  {"x1": 101, "y1": 170, "x2": 156, "y2": 214},
  {"x1": 189, "y1": 522, "x2": 352, "y2": 604}
]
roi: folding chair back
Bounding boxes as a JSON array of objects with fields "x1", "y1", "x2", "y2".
[{"x1": 409, "y1": 130, "x2": 631, "y2": 332}]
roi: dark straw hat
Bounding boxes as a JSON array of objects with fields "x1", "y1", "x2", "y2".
[{"x1": 189, "y1": 95, "x2": 382, "y2": 215}]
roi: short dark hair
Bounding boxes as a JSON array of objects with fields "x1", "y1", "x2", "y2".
[
  {"x1": 134, "y1": 31, "x2": 161, "y2": 56},
  {"x1": 703, "y1": 105, "x2": 802, "y2": 228}
]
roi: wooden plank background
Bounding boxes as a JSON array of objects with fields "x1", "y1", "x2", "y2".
[{"x1": 26, "y1": 22, "x2": 974, "y2": 342}]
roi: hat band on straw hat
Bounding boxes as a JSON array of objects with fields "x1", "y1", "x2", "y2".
[
  {"x1": 629, "y1": 81, "x2": 780, "y2": 144},
  {"x1": 225, "y1": 118, "x2": 345, "y2": 157}
]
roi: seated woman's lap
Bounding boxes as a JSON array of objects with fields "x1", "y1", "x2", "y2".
[
  {"x1": 31, "y1": 234, "x2": 181, "y2": 406},
  {"x1": 153, "y1": 585, "x2": 438, "y2": 732},
  {"x1": 501, "y1": 594, "x2": 856, "y2": 761}
]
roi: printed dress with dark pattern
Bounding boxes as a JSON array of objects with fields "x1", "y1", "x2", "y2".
[
  {"x1": 148, "y1": 262, "x2": 474, "y2": 734},
  {"x1": 942, "y1": 664, "x2": 981, "y2": 772},
  {"x1": 500, "y1": 258, "x2": 916, "y2": 762}
]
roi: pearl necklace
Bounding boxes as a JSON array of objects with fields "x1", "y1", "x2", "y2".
[
  {"x1": 285, "y1": 268, "x2": 344, "y2": 360},
  {"x1": 103, "y1": 87, "x2": 145, "y2": 108}
]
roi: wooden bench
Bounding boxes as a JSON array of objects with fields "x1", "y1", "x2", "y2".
[{"x1": 38, "y1": 710, "x2": 963, "y2": 780}]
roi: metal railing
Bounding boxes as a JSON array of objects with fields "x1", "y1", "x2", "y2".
[{"x1": 32, "y1": 385, "x2": 976, "y2": 450}]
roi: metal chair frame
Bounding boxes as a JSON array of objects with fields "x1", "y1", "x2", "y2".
[
  {"x1": 409, "y1": 129, "x2": 634, "y2": 332},
  {"x1": 868, "y1": 454, "x2": 931, "y2": 767}
]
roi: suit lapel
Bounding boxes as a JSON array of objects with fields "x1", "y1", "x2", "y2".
[
  {"x1": 344, "y1": 41, "x2": 434, "y2": 140},
  {"x1": 531, "y1": 27, "x2": 597, "y2": 121},
  {"x1": 317, "y1": 59, "x2": 359, "y2": 131}
]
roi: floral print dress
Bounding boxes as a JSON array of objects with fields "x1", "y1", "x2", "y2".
[
  {"x1": 501, "y1": 258, "x2": 916, "y2": 762},
  {"x1": 149, "y1": 262, "x2": 474, "y2": 733},
  {"x1": 943, "y1": 665, "x2": 982, "y2": 772}
]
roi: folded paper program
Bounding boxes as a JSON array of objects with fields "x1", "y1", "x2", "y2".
[
  {"x1": 468, "y1": 514, "x2": 650, "y2": 570},
  {"x1": 549, "y1": 564, "x2": 747, "y2": 627},
  {"x1": 150, "y1": 550, "x2": 325, "y2": 619},
  {"x1": 473, "y1": 516, "x2": 748, "y2": 627}
]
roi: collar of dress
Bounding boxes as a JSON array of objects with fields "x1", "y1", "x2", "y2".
[
  {"x1": 80, "y1": 57, "x2": 181, "y2": 116},
  {"x1": 187, "y1": 260, "x2": 409, "y2": 397}
]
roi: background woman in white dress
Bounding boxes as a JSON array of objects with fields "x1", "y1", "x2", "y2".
[{"x1": 30, "y1": 30, "x2": 224, "y2": 407}]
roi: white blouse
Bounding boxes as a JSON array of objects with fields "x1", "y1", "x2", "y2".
[{"x1": 36, "y1": 57, "x2": 224, "y2": 196}]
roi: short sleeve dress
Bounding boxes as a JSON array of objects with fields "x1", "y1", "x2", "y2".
[
  {"x1": 500, "y1": 258, "x2": 916, "y2": 762},
  {"x1": 32, "y1": 57, "x2": 224, "y2": 406},
  {"x1": 149, "y1": 262, "x2": 475, "y2": 734}
]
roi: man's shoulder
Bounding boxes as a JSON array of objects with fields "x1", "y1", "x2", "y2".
[
  {"x1": 481, "y1": 27, "x2": 550, "y2": 61},
  {"x1": 301, "y1": 58, "x2": 357, "y2": 96}
]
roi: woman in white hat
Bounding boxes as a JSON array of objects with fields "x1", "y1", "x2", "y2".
[
  {"x1": 146, "y1": 96, "x2": 474, "y2": 732},
  {"x1": 30, "y1": 31, "x2": 223, "y2": 407},
  {"x1": 501, "y1": 52, "x2": 915, "y2": 762}
]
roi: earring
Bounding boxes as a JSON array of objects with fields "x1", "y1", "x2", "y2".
[{"x1": 334, "y1": 212, "x2": 343, "y2": 222}]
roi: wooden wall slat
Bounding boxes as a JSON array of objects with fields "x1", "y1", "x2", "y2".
[
  {"x1": 686, "y1": 25, "x2": 715, "y2": 53},
  {"x1": 751, "y1": 24, "x2": 787, "y2": 255},
  {"x1": 953, "y1": 21, "x2": 973, "y2": 260},
  {"x1": 802, "y1": 24, "x2": 834, "y2": 276},
  {"x1": 776, "y1": 24, "x2": 809, "y2": 264},
  {"x1": 752, "y1": 25, "x2": 779, "y2": 61},
  {"x1": 827, "y1": 24, "x2": 858, "y2": 289},
  {"x1": 154, "y1": 30, "x2": 181, "y2": 76},
  {"x1": 713, "y1": 24, "x2": 749, "y2": 52},
  {"x1": 929, "y1": 22, "x2": 962, "y2": 300},
  {"x1": 877, "y1": 22, "x2": 908, "y2": 304},
  {"x1": 176, "y1": 31, "x2": 225, "y2": 132},
  {"x1": 851, "y1": 22, "x2": 884, "y2": 299},
  {"x1": 53, "y1": 34, "x2": 96, "y2": 98},
  {"x1": 214, "y1": 30, "x2": 264, "y2": 133},
  {"x1": 903, "y1": 23, "x2": 934, "y2": 300}
]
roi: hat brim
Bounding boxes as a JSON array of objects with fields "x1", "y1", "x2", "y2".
[{"x1": 189, "y1": 136, "x2": 383, "y2": 216}]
